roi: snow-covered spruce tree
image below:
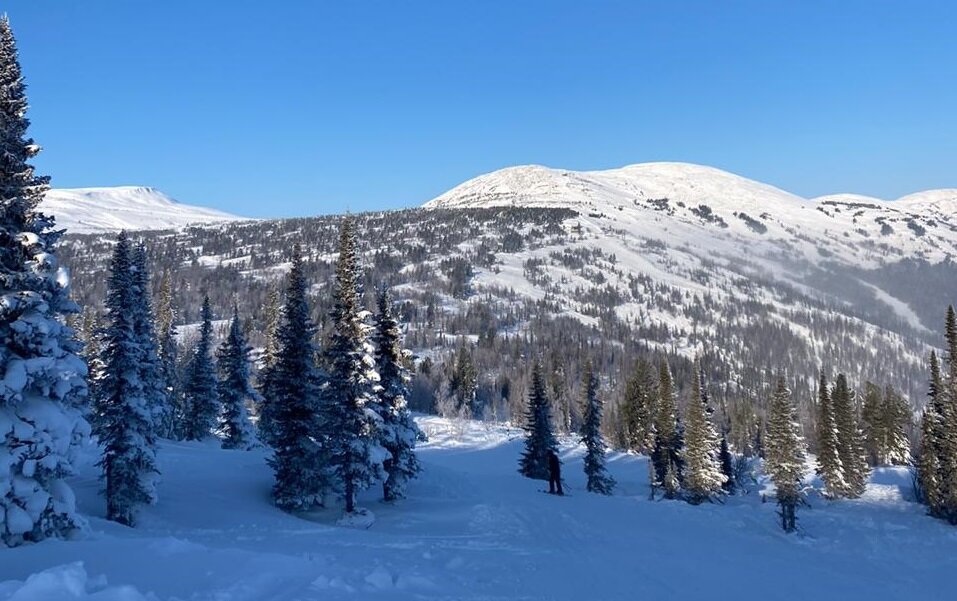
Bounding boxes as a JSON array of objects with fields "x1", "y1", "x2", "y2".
[
  {"x1": 181, "y1": 296, "x2": 219, "y2": 441},
  {"x1": 940, "y1": 306, "x2": 957, "y2": 522},
  {"x1": 92, "y1": 232, "x2": 158, "y2": 526},
  {"x1": 216, "y1": 307, "x2": 258, "y2": 450},
  {"x1": 718, "y1": 433, "x2": 735, "y2": 494},
  {"x1": 255, "y1": 285, "x2": 283, "y2": 446},
  {"x1": 918, "y1": 350, "x2": 946, "y2": 517},
  {"x1": 880, "y1": 386, "x2": 911, "y2": 466},
  {"x1": 320, "y1": 218, "x2": 385, "y2": 514},
  {"x1": 652, "y1": 360, "x2": 681, "y2": 496},
  {"x1": 580, "y1": 360, "x2": 615, "y2": 494},
  {"x1": 267, "y1": 246, "x2": 329, "y2": 510},
  {"x1": 681, "y1": 360, "x2": 725, "y2": 504},
  {"x1": 518, "y1": 361, "x2": 558, "y2": 480},
  {"x1": 449, "y1": 342, "x2": 477, "y2": 418},
  {"x1": 131, "y1": 245, "x2": 169, "y2": 438},
  {"x1": 815, "y1": 373, "x2": 846, "y2": 498},
  {"x1": 0, "y1": 16, "x2": 90, "y2": 545},
  {"x1": 764, "y1": 376, "x2": 806, "y2": 532},
  {"x1": 621, "y1": 357, "x2": 656, "y2": 454},
  {"x1": 832, "y1": 374, "x2": 869, "y2": 498},
  {"x1": 861, "y1": 382, "x2": 884, "y2": 466},
  {"x1": 155, "y1": 270, "x2": 180, "y2": 439},
  {"x1": 373, "y1": 289, "x2": 422, "y2": 501}
]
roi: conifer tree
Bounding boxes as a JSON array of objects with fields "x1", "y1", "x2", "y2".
[
  {"x1": 92, "y1": 232, "x2": 158, "y2": 526},
  {"x1": 155, "y1": 270, "x2": 180, "y2": 438},
  {"x1": 321, "y1": 219, "x2": 385, "y2": 514},
  {"x1": 255, "y1": 285, "x2": 283, "y2": 445},
  {"x1": 580, "y1": 360, "x2": 615, "y2": 494},
  {"x1": 519, "y1": 361, "x2": 558, "y2": 480},
  {"x1": 880, "y1": 386, "x2": 911, "y2": 466},
  {"x1": 621, "y1": 357, "x2": 657, "y2": 453},
  {"x1": 216, "y1": 307, "x2": 258, "y2": 449},
  {"x1": 833, "y1": 374, "x2": 869, "y2": 498},
  {"x1": 373, "y1": 289, "x2": 422, "y2": 501},
  {"x1": 940, "y1": 306, "x2": 957, "y2": 521},
  {"x1": 681, "y1": 360, "x2": 725, "y2": 503},
  {"x1": 764, "y1": 376, "x2": 806, "y2": 532},
  {"x1": 0, "y1": 16, "x2": 90, "y2": 545},
  {"x1": 861, "y1": 382, "x2": 884, "y2": 466},
  {"x1": 718, "y1": 434, "x2": 735, "y2": 494},
  {"x1": 181, "y1": 296, "x2": 219, "y2": 441},
  {"x1": 131, "y1": 245, "x2": 169, "y2": 437},
  {"x1": 917, "y1": 404, "x2": 943, "y2": 516},
  {"x1": 815, "y1": 373, "x2": 846, "y2": 498},
  {"x1": 450, "y1": 342, "x2": 477, "y2": 418},
  {"x1": 267, "y1": 247, "x2": 328, "y2": 510},
  {"x1": 652, "y1": 361, "x2": 681, "y2": 495}
]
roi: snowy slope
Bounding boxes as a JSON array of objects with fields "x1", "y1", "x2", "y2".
[
  {"x1": 426, "y1": 162, "x2": 957, "y2": 267},
  {"x1": 41, "y1": 186, "x2": 244, "y2": 234},
  {"x1": 1, "y1": 416, "x2": 954, "y2": 600}
]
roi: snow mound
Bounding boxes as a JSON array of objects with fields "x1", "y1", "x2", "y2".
[
  {"x1": 0, "y1": 563, "x2": 150, "y2": 601},
  {"x1": 40, "y1": 186, "x2": 245, "y2": 234}
]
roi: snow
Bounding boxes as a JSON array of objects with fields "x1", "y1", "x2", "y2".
[
  {"x1": 2, "y1": 415, "x2": 956, "y2": 600},
  {"x1": 40, "y1": 187, "x2": 246, "y2": 234}
]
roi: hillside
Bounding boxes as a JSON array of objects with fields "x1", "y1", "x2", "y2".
[
  {"x1": 1, "y1": 416, "x2": 954, "y2": 600},
  {"x1": 41, "y1": 186, "x2": 245, "y2": 233}
]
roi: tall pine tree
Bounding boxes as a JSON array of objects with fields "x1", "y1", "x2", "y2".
[
  {"x1": 621, "y1": 357, "x2": 657, "y2": 454},
  {"x1": 256, "y1": 285, "x2": 283, "y2": 445},
  {"x1": 155, "y1": 270, "x2": 180, "y2": 439},
  {"x1": 764, "y1": 376, "x2": 806, "y2": 532},
  {"x1": 181, "y1": 296, "x2": 219, "y2": 441},
  {"x1": 216, "y1": 307, "x2": 258, "y2": 450},
  {"x1": 92, "y1": 233, "x2": 158, "y2": 526},
  {"x1": 518, "y1": 361, "x2": 558, "y2": 480},
  {"x1": 580, "y1": 360, "x2": 615, "y2": 494},
  {"x1": 832, "y1": 374, "x2": 869, "y2": 498},
  {"x1": 815, "y1": 372, "x2": 846, "y2": 498},
  {"x1": 0, "y1": 16, "x2": 89, "y2": 544},
  {"x1": 320, "y1": 219, "x2": 385, "y2": 514},
  {"x1": 131, "y1": 244, "x2": 169, "y2": 437},
  {"x1": 681, "y1": 360, "x2": 725, "y2": 503},
  {"x1": 267, "y1": 247, "x2": 328, "y2": 510},
  {"x1": 652, "y1": 361, "x2": 681, "y2": 497},
  {"x1": 373, "y1": 289, "x2": 422, "y2": 501}
]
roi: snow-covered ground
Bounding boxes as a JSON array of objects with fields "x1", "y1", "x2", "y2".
[{"x1": 2, "y1": 416, "x2": 955, "y2": 600}]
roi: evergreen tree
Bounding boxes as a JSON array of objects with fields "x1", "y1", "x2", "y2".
[
  {"x1": 518, "y1": 361, "x2": 558, "y2": 480},
  {"x1": 181, "y1": 296, "x2": 219, "y2": 441},
  {"x1": 940, "y1": 306, "x2": 957, "y2": 521},
  {"x1": 0, "y1": 16, "x2": 89, "y2": 544},
  {"x1": 832, "y1": 374, "x2": 869, "y2": 498},
  {"x1": 320, "y1": 219, "x2": 385, "y2": 514},
  {"x1": 216, "y1": 307, "x2": 258, "y2": 449},
  {"x1": 718, "y1": 434, "x2": 735, "y2": 494},
  {"x1": 681, "y1": 360, "x2": 725, "y2": 503},
  {"x1": 652, "y1": 361, "x2": 681, "y2": 496},
  {"x1": 449, "y1": 342, "x2": 477, "y2": 417},
  {"x1": 880, "y1": 386, "x2": 911, "y2": 466},
  {"x1": 131, "y1": 245, "x2": 169, "y2": 437},
  {"x1": 155, "y1": 270, "x2": 180, "y2": 439},
  {"x1": 861, "y1": 382, "x2": 884, "y2": 466},
  {"x1": 92, "y1": 233, "x2": 158, "y2": 526},
  {"x1": 621, "y1": 357, "x2": 656, "y2": 453},
  {"x1": 917, "y1": 405, "x2": 943, "y2": 516},
  {"x1": 764, "y1": 376, "x2": 806, "y2": 532},
  {"x1": 815, "y1": 373, "x2": 846, "y2": 498},
  {"x1": 255, "y1": 285, "x2": 283, "y2": 445},
  {"x1": 580, "y1": 360, "x2": 615, "y2": 494},
  {"x1": 373, "y1": 289, "x2": 422, "y2": 501},
  {"x1": 267, "y1": 247, "x2": 328, "y2": 510}
]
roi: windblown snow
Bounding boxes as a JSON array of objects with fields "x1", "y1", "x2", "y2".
[
  {"x1": 41, "y1": 186, "x2": 245, "y2": 234},
  {"x1": 1, "y1": 416, "x2": 954, "y2": 600}
]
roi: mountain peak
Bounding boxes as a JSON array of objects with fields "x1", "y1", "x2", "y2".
[{"x1": 41, "y1": 186, "x2": 245, "y2": 234}]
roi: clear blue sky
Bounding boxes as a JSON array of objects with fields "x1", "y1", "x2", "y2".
[{"x1": 6, "y1": 1, "x2": 957, "y2": 217}]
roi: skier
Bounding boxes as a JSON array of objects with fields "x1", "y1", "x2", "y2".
[{"x1": 547, "y1": 449, "x2": 564, "y2": 495}]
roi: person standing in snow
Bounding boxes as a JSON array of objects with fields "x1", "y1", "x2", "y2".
[{"x1": 548, "y1": 450, "x2": 564, "y2": 495}]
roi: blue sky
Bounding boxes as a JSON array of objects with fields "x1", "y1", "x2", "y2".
[{"x1": 6, "y1": 1, "x2": 957, "y2": 217}]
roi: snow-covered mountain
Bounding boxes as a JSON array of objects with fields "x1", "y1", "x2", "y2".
[
  {"x1": 425, "y1": 162, "x2": 957, "y2": 268},
  {"x1": 41, "y1": 186, "x2": 244, "y2": 233}
]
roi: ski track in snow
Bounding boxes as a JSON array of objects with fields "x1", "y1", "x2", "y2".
[{"x1": 2, "y1": 416, "x2": 956, "y2": 600}]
